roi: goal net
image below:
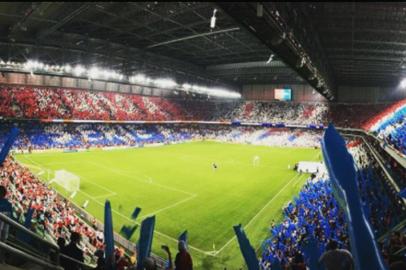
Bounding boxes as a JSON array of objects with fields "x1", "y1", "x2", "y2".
[{"x1": 50, "y1": 170, "x2": 80, "y2": 193}]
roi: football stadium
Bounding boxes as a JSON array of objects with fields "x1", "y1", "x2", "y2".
[{"x1": 0, "y1": 2, "x2": 405, "y2": 270}]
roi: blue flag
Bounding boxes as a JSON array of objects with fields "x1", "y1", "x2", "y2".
[
  {"x1": 0, "y1": 127, "x2": 19, "y2": 165},
  {"x1": 399, "y1": 188, "x2": 406, "y2": 199},
  {"x1": 120, "y1": 225, "x2": 138, "y2": 240},
  {"x1": 104, "y1": 200, "x2": 116, "y2": 270},
  {"x1": 178, "y1": 230, "x2": 188, "y2": 247},
  {"x1": 322, "y1": 124, "x2": 387, "y2": 270},
  {"x1": 301, "y1": 237, "x2": 321, "y2": 270},
  {"x1": 131, "y1": 207, "x2": 142, "y2": 220},
  {"x1": 137, "y1": 216, "x2": 156, "y2": 270},
  {"x1": 233, "y1": 224, "x2": 259, "y2": 270}
]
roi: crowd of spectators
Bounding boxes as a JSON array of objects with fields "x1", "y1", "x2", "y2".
[
  {"x1": 217, "y1": 101, "x2": 329, "y2": 125},
  {"x1": 0, "y1": 86, "x2": 188, "y2": 121},
  {"x1": 364, "y1": 135, "x2": 406, "y2": 189},
  {"x1": 348, "y1": 143, "x2": 406, "y2": 236},
  {"x1": 260, "y1": 173, "x2": 349, "y2": 269},
  {"x1": 0, "y1": 156, "x2": 107, "y2": 266},
  {"x1": 0, "y1": 86, "x2": 329, "y2": 125},
  {"x1": 260, "y1": 139, "x2": 406, "y2": 270},
  {"x1": 328, "y1": 103, "x2": 392, "y2": 129},
  {"x1": 1, "y1": 87, "x2": 405, "y2": 148},
  {"x1": 374, "y1": 107, "x2": 406, "y2": 156},
  {"x1": 0, "y1": 122, "x2": 323, "y2": 151}
]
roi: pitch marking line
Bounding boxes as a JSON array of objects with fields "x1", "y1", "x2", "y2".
[
  {"x1": 87, "y1": 161, "x2": 196, "y2": 197},
  {"x1": 75, "y1": 189, "x2": 212, "y2": 255},
  {"x1": 214, "y1": 173, "x2": 304, "y2": 255},
  {"x1": 19, "y1": 158, "x2": 119, "y2": 200},
  {"x1": 91, "y1": 192, "x2": 118, "y2": 199},
  {"x1": 138, "y1": 194, "x2": 197, "y2": 220},
  {"x1": 48, "y1": 161, "x2": 206, "y2": 253},
  {"x1": 17, "y1": 153, "x2": 317, "y2": 257},
  {"x1": 21, "y1": 158, "x2": 198, "y2": 227}
]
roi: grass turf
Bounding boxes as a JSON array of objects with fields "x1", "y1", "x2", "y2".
[{"x1": 15, "y1": 141, "x2": 321, "y2": 269}]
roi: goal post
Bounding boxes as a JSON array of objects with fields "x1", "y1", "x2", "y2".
[{"x1": 50, "y1": 170, "x2": 80, "y2": 193}]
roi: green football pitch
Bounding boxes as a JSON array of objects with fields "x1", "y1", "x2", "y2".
[{"x1": 15, "y1": 141, "x2": 321, "y2": 269}]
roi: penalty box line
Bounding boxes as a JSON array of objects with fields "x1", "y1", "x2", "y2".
[
  {"x1": 214, "y1": 173, "x2": 305, "y2": 255},
  {"x1": 18, "y1": 153, "x2": 209, "y2": 254},
  {"x1": 26, "y1": 159, "x2": 200, "y2": 248}
]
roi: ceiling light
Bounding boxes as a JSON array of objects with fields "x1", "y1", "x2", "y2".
[
  {"x1": 153, "y1": 78, "x2": 177, "y2": 88},
  {"x1": 210, "y1": 9, "x2": 218, "y2": 29},
  {"x1": 266, "y1": 54, "x2": 274, "y2": 64},
  {"x1": 182, "y1": 83, "x2": 192, "y2": 90},
  {"x1": 88, "y1": 67, "x2": 99, "y2": 78},
  {"x1": 73, "y1": 65, "x2": 85, "y2": 76},
  {"x1": 64, "y1": 64, "x2": 72, "y2": 73},
  {"x1": 400, "y1": 78, "x2": 406, "y2": 88}
]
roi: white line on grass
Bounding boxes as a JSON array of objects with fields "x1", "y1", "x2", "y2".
[
  {"x1": 18, "y1": 150, "x2": 317, "y2": 257},
  {"x1": 20, "y1": 158, "x2": 204, "y2": 252},
  {"x1": 91, "y1": 192, "x2": 118, "y2": 199},
  {"x1": 87, "y1": 161, "x2": 196, "y2": 197},
  {"x1": 138, "y1": 194, "x2": 197, "y2": 219},
  {"x1": 75, "y1": 189, "x2": 213, "y2": 255},
  {"x1": 214, "y1": 173, "x2": 303, "y2": 255}
]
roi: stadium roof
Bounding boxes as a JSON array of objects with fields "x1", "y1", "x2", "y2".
[{"x1": 0, "y1": 2, "x2": 405, "y2": 100}]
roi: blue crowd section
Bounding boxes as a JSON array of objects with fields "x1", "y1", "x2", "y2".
[
  {"x1": 0, "y1": 122, "x2": 193, "y2": 149},
  {"x1": 0, "y1": 121, "x2": 325, "y2": 151},
  {"x1": 260, "y1": 179, "x2": 348, "y2": 269},
  {"x1": 260, "y1": 151, "x2": 405, "y2": 269},
  {"x1": 375, "y1": 106, "x2": 406, "y2": 155}
]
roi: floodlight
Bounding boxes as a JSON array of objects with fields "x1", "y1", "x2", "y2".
[
  {"x1": 88, "y1": 67, "x2": 99, "y2": 78},
  {"x1": 400, "y1": 78, "x2": 406, "y2": 89},
  {"x1": 182, "y1": 83, "x2": 192, "y2": 90},
  {"x1": 64, "y1": 65, "x2": 72, "y2": 73},
  {"x1": 266, "y1": 54, "x2": 274, "y2": 64},
  {"x1": 210, "y1": 9, "x2": 217, "y2": 29},
  {"x1": 153, "y1": 78, "x2": 177, "y2": 88},
  {"x1": 73, "y1": 65, "x2": 85, "y2": 76}
]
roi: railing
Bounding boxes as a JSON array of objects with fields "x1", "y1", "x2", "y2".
[
  {"x1": 0, "y1": 213, "x2": 97, "y2": 270},
  {"x1": 0, "y1": 213, "x2": 61, "y2": 269},
  {"x1": 60, "y1": 253, "x2": 95, "y2": 270},
  {"x1": 0, "y1": 241, "x2": 62, "y2": 270}
]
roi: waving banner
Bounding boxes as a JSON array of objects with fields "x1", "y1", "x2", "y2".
[{"x1": 321, "y1": 124, "x2": 387, "y2": 270}]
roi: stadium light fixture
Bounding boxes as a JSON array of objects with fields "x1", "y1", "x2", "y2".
[
  {"x1": 182, "y1": 83, "x2": 192, "y2": 90},
  {"x1": 400, "y1": 78, "x2": 406, "y2": 89},
  {"x1": 209, "y1": 87, "x2": 241, "y2": 98},
  {"x1": 0, "y1": 59, "x2": 241, "y2": 99},
  {"x1": 153, "y1": 78, "x2": 178, "y2": 88},
  {"x1": 130, "y1": 74, "x2": 147, "y2": 84},
  {"x1": 266, "y1": 54, "x2": 274, "y2": 64},
  {"x1": 210, "y1": 9, "x2": 218, "y2": 29},
  {"x1": 73, "y1": 65, "x2": 85, "y2": 76},
  {"x1": 88, "y1": 67, "x2": 100, "y2": 79},
  {"x1": 64, "y1": 64, "x2": 72, "y2": 73}
]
